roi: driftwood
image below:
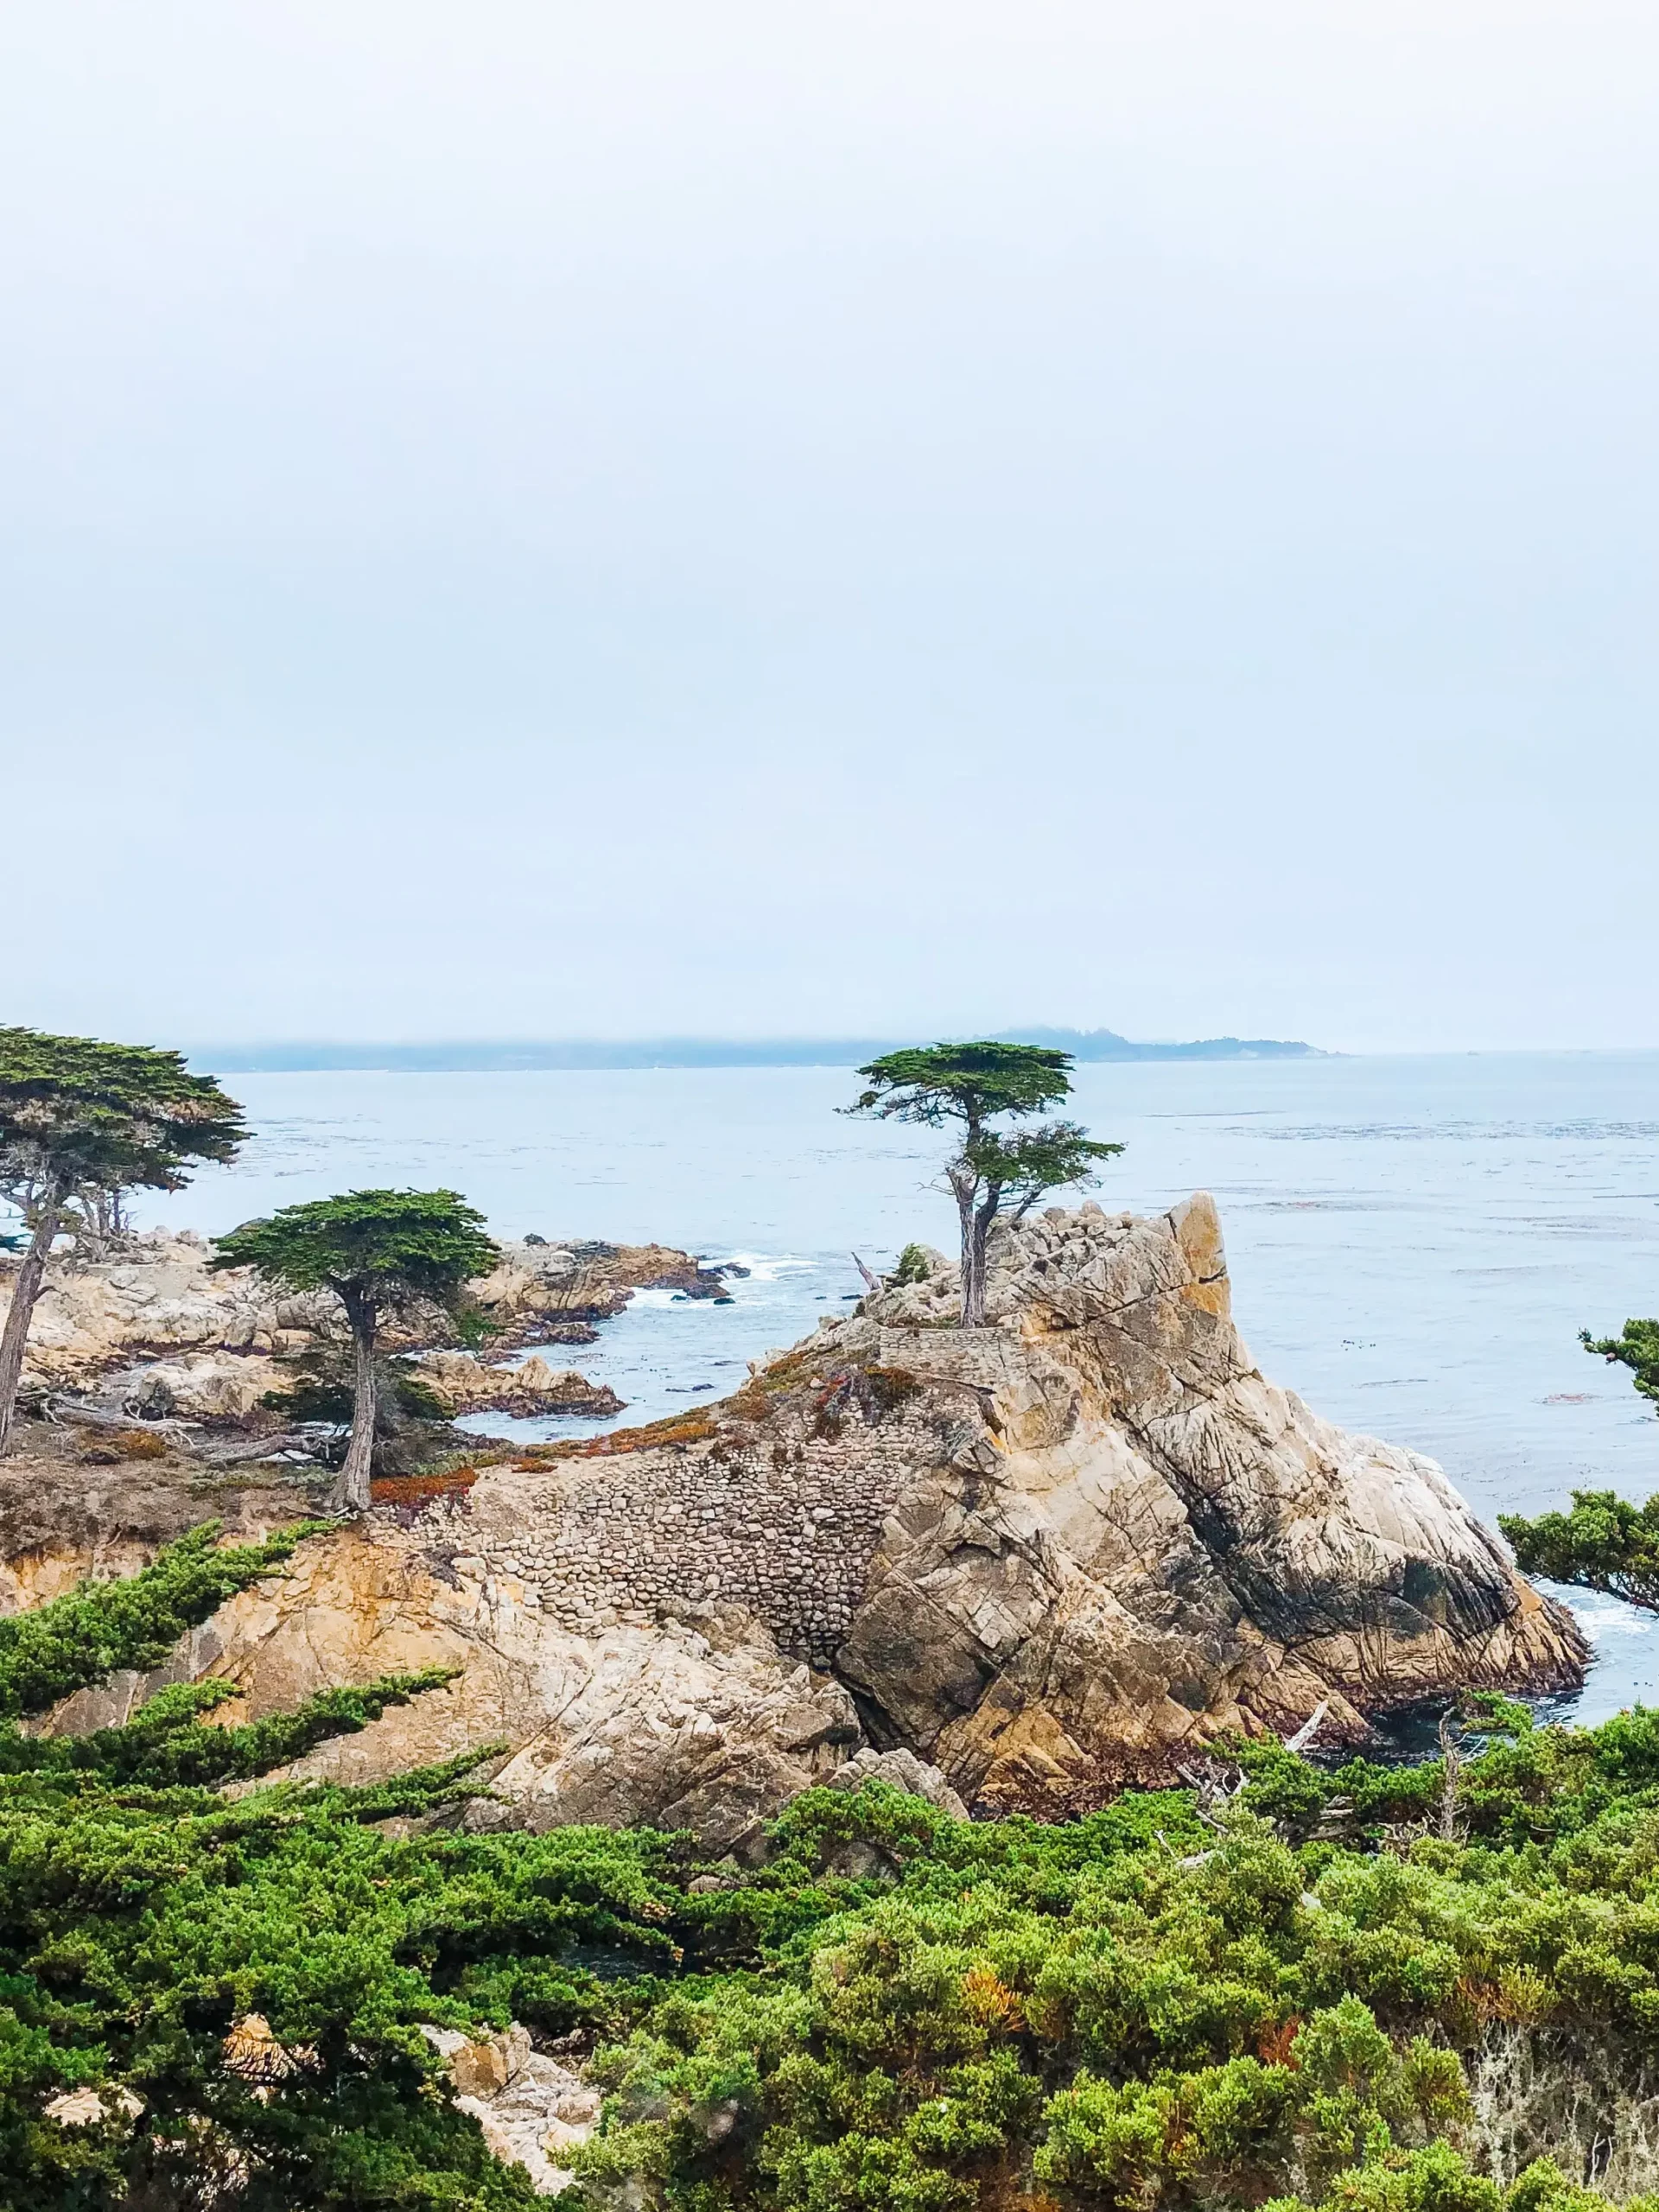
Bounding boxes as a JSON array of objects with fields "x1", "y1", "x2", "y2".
[
  {"x1": 1285, "y1": 1698, "x2": 1329, "y2": 1753},
  {"x1": 45, "y1": 1397, "x2": 321, "y2": 1465},
  {"x1": 46, "y1": 1397, "x2": 195, "y2": 1440},
  {"x1": 849, "y1": 1251, "x2": 883, "y2": 1298},
  {"x1": 1438, "y1": 1706, "x2": 1465, "y2": 1841},
  {"x1": 194, "y1": 1431, "x2": 321, "y2": 1466}
]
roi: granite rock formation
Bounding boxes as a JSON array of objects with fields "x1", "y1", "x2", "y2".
[
  {"x1": 421, "y1": 2026, "x2": 599, "y2": 2196},
  {"x1": 0, "y1": 1230, "x2": 704, "y2": 1427},
  {"x1": 829, "y1": 1194, "x2": 1587, "y2": 1803},
  {"x1": 36, "y1": 1516, "x2": 860, "y2": 1856},
  {"x1": 5, "y1": 1194, "x2": 1586, "y2": 1823},
  {"x1": 412, "y1": 1351, "x2": 624, "y2": 1420},
  {"x1": 471, "y1": 1240, "x2": 735, "y2": 1342}
]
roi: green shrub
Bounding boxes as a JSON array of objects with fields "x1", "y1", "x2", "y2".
[{"x1": 13, "y1": 1530, "x2": 1659, "y2": 2209}]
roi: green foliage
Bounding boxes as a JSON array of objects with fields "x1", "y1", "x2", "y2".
[
  {"x1": 846, "y1": 1043, "x2": 1122, "y2": 1320},
  {"x1": 0, "y1": 1531, "x2": 692, "y2": 2208},
  {"x1": 556, "y1": 1726, "x2": 1659, "y2": 2212},
  {"x1": 0, "y1": 1027, "x2": 245, "y2": 1201},
  {"x1": 213, "y1": 1185, "x2": 499, "y2": 1313},
  {"x1": 453, "y1": 1297, "x2": 504, "y2": 1350},
  {"x1": 1581, "y1": 1317, "x2": 1659, "y2": 1410},
  {"x1": 1260, "y1": 2150, "x2": 1659, "y2": 2212},
  {"x1": 215, "y1": 1193, "x2": 499, "y2": 1502},
  {"x1": 849, "y1": 1041, "x2": 1077, "y2": 1128},
  {"x1": 966, "y1": 1118, "x2": 1124, "y2": 1220},
  {"x1": 1503, "y1": 1327, "x2": 1659, "y2": 1610},
  {"x1": 0, "y1": 1667, "x2": 461, "y2": 1788},
  {"x1": 892, "y1": 1243, "x2": 935, "y2": 1286},
  {"x1": 1501, "y1": 1335, "x2": 1659, "y2": 1606},
  {"x1": 20, "y1": 1535, "x2": 1659, "y2": 2208},
  {"x1": 260, "y1": 1345, "x2": 454, "y2": 1427},
  {"x1": 1499, "y1": 1488, "x2": 1659, "y2": 1612},
  {"x1": 0, "y1": 1522, "x2": 325, "y2": 1719}
]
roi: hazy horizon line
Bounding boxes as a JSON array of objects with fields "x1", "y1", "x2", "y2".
[{"x1": 182, "y1": 1026, "x2": 1325, "y2": 1074}]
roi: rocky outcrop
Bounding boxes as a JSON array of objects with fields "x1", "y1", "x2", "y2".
[
  {"x1": 473, "y1": 1240, "x2": 735, "y2": 1338},
  {"x1": 822, "y1": 1195, "x2": 1588, "y2": 1803},
  {"x1": 3, "y1": 1194, "x2": 1586, "y2": 1826},
  {"x1": 0, "y1": 1233, "x2": 316, "y2": 1386},
  {"x1": 0, "y1": 1231, "x2": 720, "y2": 1386},
  {"x1": 422, "y1": 2026, "x2": 599, "y2": 2196},
  {"x1": 435, "y1": 1194, "x2": 1584, "y2": 1808},
  {"x1": 413, "y1": 1351, "x2": 624, "y2": 1420},
  {"x1": 37, "y1": 1514, "x2": 859, "y2": 1855},
  {"x1": 116, "y1": 1350, "x2": 290, "y2": 1421},
  {"x1": 0, "y1": 1455, "x2": 306, "y2": 1614},
  {"x1": 0, "y1": 1230, "x2": 705, "y2": 1422},
  {"x1": 827, "y1": 1746, "x2": 968, "y2": 1818}
]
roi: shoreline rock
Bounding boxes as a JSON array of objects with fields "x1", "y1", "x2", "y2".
[
  {"x1": 472, "y1": 1240, "x2": 736, "y2": 1343},
  {"x1": 412, "y1": 1351, "x2": 625, "y2": 1420},
  {"x1": 0, "y1": 1230, "x2": 707, "y2": 1440}
]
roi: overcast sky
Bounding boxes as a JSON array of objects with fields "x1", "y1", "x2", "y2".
[{"x1": 4, "y1": 3, "x2": 1656, "y2": 1053}]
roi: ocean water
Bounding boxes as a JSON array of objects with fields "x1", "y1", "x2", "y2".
[{"x1": 129, "y1": 1052, "x2": 1659, "y2": 1726}]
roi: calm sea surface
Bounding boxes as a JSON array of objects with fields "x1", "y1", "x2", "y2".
[{"x1": 133, "y1": 1052, "x2": 1659, "y2": 1726}]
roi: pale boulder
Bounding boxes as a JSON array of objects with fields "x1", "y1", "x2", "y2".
[{"x1": 414, "y1": 1351, "x2": 622, "y2": 1418}]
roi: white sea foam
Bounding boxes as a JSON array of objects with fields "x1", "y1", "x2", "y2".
[
  {"x1": 1563, "y1": 1598, "x2": 1654, "y2": 1640},
  {"x1": 715, "y1": 1252, "x2": 816, "y2": 1283}
]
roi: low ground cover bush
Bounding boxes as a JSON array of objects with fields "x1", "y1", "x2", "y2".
[{"x1": 6, "y1": 1535, "x2": 1659, "y2": 2210}]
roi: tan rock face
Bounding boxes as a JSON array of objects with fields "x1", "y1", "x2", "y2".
[
  {"x1": 827, "y1": 1196, "x2": 1586, "y2": 1804},
  {"x1": 0, "y1": 1233, "x2": 309, "y2": 1385},
  {"x1": 118, "y1": 1350, "x2": 289, "y2": 1420},
  {"x1": 0, "y1": 1230, "x2": 712, "y2": 1395},
  {"x1": 47, "y1": 1514, "x2": 861, "y2": 1854},
  {"x1": 422, "y1": 2025, "x2": 600, "y2": 2196},
  {"x1": 429, "y1": 1193, "x2": 1581, "y2": 1811},
  {"x1": 413, "y1": 1350, "x2": 623, "y2": 1419}
]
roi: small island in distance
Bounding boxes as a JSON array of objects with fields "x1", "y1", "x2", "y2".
[{"x1": 192, "y1": 1026, "x2": 1327, "y2": 1074}]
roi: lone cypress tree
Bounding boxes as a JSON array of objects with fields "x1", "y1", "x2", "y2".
[
  {"x1": 847, "y1": 1041, "x2": 1122, "y2": 1325},
  {"x1": 0, "y1": 1030, "x2": 245, "y2": 1452},
  {"x1": 212, "y1": 1190, "x2": 499, "y2": 1512}
]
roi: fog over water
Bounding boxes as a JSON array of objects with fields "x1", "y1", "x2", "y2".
[{"x1": 124, "y1": 1049, "x2": 1659, "y2": 1727}]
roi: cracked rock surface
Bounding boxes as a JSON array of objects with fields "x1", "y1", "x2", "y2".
[{"x1": 422, "y1": 2026, "x2": 600, "y2": 2196}]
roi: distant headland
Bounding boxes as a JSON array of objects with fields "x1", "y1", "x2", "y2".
[{"x1": 188, "y1": 1027, "x2": 1327, "y2": 1074}]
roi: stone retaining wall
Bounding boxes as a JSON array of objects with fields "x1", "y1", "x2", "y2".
[{"x1": 461, "y1": 1407, "x2": 944, "y2": 1669}]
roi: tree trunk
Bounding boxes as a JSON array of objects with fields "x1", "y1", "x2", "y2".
[
  {"x1": 950, "y1": 1167, "x2": 981, "y2": 1326},
  {"x1": 333, "y1": 1291, "x2": 378, "y2": 1513},
  {"x1": 0, "y1": 1179, "x2": 64, "y2": 1454},
  {"x1": 965, "y1": 1185, "x2": 1001, "y2": 1328}
]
